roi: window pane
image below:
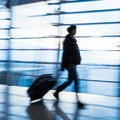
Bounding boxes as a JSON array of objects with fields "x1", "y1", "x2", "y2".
[
  {"x1": 60, "y1": 11, "x2": 120, "y2": 24},
  {"x1": 61, "y1": 0, "x2": 120, "y2": 12}
]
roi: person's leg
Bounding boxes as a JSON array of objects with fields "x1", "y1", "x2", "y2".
[
  {"x1": 54, "y1": 79, "x2": 73, "y2": 99},
  {"x1": 54, "y1": 63, "x2": 74, "y2": 99},
  {"x1": 69, "y1": 65, "x2": 80, "y2": 101},
  {"x1": 74, "y1": 68, "x2": 84, "y2": 108},
  {"x1": 74, "y1": 78, "x2": 79, "y2": 100}
]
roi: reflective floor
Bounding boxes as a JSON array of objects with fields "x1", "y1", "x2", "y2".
[{"x1": 0, "y1": 84, "x2": 120, "y2": 120}]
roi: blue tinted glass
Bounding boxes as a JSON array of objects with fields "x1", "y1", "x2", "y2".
[{"x1": 0, "y1": 0, "x2": 119, "y2": 97}]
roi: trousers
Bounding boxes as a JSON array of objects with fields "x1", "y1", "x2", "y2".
[{"x1": 56, "y1": 63, "x2": 80, "y2": 94}]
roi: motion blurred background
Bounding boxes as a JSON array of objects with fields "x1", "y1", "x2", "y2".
[{"x1": 0, "y1": 0, "x2": 120, "y2": 97}]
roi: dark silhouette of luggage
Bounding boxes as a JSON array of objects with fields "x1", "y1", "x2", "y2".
[{"x1": 27, "y1": 74, "x2": 57, "y2": 101}]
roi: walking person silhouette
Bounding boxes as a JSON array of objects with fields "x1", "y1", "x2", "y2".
[{"x1": 53, "y1": 25, "x2": 84, "y2": 108}]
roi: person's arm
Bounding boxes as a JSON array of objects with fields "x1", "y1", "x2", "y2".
[{"x1": 60, "y1": 40, "x2": 70, "y2": 71}]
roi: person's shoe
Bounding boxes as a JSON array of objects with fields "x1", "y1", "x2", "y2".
[
  {"x1": 53, "y1": 92, "x2": 59, "y2": 100},
  {"x1": 77, "y1": 101, "x2": 85, "y2": 109}
]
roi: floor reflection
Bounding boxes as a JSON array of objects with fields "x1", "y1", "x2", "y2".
[
  {"x1": 27, "y1": 100, "x2": 56, "y2": 120},
  {"x1": 53, "y1": 101, "x2": 85, "y2": 120},
  {"x1": 27, "y1": 100, "x2": 85, "y2": 120},
  {"x1": 53, "y1": 101, "x2": 70, "y2": 120}
]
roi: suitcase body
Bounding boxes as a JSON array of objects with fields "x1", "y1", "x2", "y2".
[{"x1": 27, "y1": 74, "x2": 56, "y2": 101}]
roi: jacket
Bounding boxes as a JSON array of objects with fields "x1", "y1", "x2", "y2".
[{"x1": 61, "y1": 34, "x2": 82, "y2": 69}]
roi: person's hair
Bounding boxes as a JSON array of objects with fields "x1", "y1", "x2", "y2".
[{"x1": 67, "y1": 25, "x2": 76, "y2": 34}]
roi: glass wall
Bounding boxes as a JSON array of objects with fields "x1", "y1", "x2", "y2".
[{"x1": 0, "y1": 0, "x2": 120, "y2": 97}]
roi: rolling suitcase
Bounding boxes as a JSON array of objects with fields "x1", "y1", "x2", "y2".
[
  {"x1": 27, "y1": 39, "x2": 61, "y2": 102},
  {"x1": 27, "y1": 74, "x2": 57, "y2": 101}
]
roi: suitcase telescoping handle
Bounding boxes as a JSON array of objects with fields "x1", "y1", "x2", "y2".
[{"x1": 55, "y1": 69, "x2": 62, "y2": 80}]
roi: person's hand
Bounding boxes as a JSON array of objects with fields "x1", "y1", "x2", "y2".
[{"x1": 60, "y1": 62, "x2": 65, "y2": 71}]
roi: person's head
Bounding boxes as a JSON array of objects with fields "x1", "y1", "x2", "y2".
[{"x1": 67, "y1": 25, "x2": 76, "y2": 36}]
